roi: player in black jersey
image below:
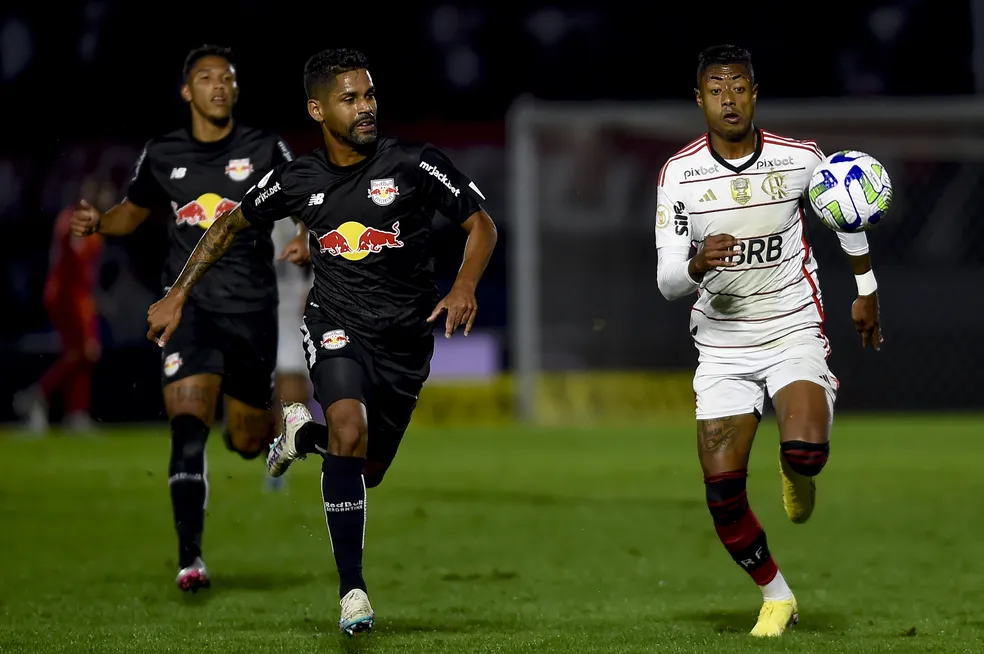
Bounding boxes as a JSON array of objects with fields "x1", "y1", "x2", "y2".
[
  {"x1": 147, "y1": 48, "x2": 498, "y2": 634},
  {"x1": 71, "y1": 45, "x2": 306, "y2": 593}
]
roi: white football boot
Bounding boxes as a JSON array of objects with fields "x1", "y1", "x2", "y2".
[
  {"x1": 266, "y1": 403, "x2": 314, "y2": 477},
  {"x1": 339, "y1": 589, "x2": 374, "y2": 635}
]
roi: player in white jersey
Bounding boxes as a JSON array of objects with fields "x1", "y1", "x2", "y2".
[
  {"x1": 271, "y1": 218, "x2": 314, "y2": 405},
  {"x1": 654, "y1": 45, "x2": 883, "y2": 638},
  {"x1": 266, "y1": 217, "x2": 313, "y2": 490}
]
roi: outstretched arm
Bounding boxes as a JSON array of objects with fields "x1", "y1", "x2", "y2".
[
  {"x1": 837, "y1": 231, "x2": 883, "y2": 350},
  {"x1": 452, "y1": 210, "x2": 497, "y2": 291},
  {"x1": 427, "y1": 209, "x2": 497, "y2": 337},
  {"x1": 146, "y1": 207, "x2": 252, "y2": 346},
  {"x1": 168, "y1": 207, "x2": 251, "y2": 299}
]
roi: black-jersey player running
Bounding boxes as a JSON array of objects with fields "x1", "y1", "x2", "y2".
[
  {"x1": 72, "y1": 45, "x2": 301, "y2": 592},
  {"x1": 146, "y1": 48, "x2": 498, "y2": 634}
]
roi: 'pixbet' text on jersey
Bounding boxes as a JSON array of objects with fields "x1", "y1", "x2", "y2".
[{"x1": 655, "y1": 130, "x2": 829, "y2": 352}]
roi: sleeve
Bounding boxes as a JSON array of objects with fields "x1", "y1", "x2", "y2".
[
  {"x1": 272, "y1": 135, "x2": 294, "y2": 165},
  {"x1": 657, "y1": 246, "x2": 700, "y2": 301},
  {"x1": 124, "y1": 141, "x2": 167, "y2": 209},
  {"x1": 654, "y1": 171, "x2": 699, "y2": 300},
  {"x1": 802, "y1": 144, "x2": 870, "y2": 257},
  {"x1": 417, "y1": 144, "x2": 485, "y2": 223},
  {"x1": 239, "y1": 162, "x2": 309, "y2": 226},
  {"x1": 654, "y1": 170, "x2": 693, "y2": 250}
]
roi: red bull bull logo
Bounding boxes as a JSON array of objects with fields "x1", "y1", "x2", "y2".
[
  {"x1": 367, "y1": 178, "x2": 399, "y2": 206},
  {"x1": 320, "y1": 329, "x2": 349, "y2": 350},
  {"x1": 173, "y1": 193, "x2": 240, "y2": 229},
  {"x1": 317, "y1": 221, "x2": 403, "y2": 261},
  {"x1": 225, "y1": 158, "x2": 253, "y2": 181}
]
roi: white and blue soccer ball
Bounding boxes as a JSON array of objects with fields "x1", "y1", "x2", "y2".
[{"x1": 808, "y1": 150, "x2": 893, "y2": 232}]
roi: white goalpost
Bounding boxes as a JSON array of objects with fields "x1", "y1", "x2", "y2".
[{"x1": 506, "y1": 95, "x2": 984, "y2": 423}]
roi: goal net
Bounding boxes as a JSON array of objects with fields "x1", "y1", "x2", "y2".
[{"x1": 506, "y1": 97, "x2": 984, "y2": 424}]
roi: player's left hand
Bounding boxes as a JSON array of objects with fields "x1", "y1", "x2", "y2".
[
  {"x1": 851, "y1": 292, "x2": 883, "y2": 351},
  {"x1": 147, "y1": 292, "x2": 186, "y2": 348},
  {"x1": 279, "y1": 233, "x2": 311, "y2": 266},
  {"x1": 428, "y1": 282, "x2": 478, "y2": 338}
]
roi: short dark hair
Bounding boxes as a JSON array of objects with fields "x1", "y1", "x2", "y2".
[
  {"x1": 303, "y1": 48, "x2": 370, "y2": 98},
  {"x1": 696, "y1": 44, "x2": 754, "y2": 87},
  {"x1": 183, "y1": 45, "x2": 235, "y2": 81}
]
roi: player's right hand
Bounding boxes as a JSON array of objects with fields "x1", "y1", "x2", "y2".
[
  {"x1": 691, "y1": 234, "x2": 741, "y2": 274},
  {"x1": 147, "y1": 292, "x2": 186, "y2": 348},
  {"x1": 279, "y1": 232, "x2": 311, "y2": 266},
  {"x1": 71, "y1": 200, "x2": 101, "y2": 237}
]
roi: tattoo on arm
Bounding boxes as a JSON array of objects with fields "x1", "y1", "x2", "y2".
[
  {"x1": 698, "y1": 417, "x2": 739, "y2": 453},
  {"x1": 171, "y1": 207, "x2": 251, "y2": 297}
]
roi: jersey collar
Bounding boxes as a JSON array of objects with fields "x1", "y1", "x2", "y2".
[
  {"x1": 320, "y1": 140, "x2": 380, "y2": 175},
  {"x1": 187, "y1": 123, "x2": 239, "y2": 150},
  {"x1": 706, "y1": 127, "x2": 763, "y2": 174}
]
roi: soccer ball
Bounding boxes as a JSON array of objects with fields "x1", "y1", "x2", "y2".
[{"x1": 808, "y1": 150, "x2": 893, "y2": 232}]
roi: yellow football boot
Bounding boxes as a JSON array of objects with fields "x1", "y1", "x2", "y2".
[
  {"x1": 750, "y1": 596, "x2": 798, "y2": 637},
  {"x1": 780, "y1": 457, "x2": 816, "y2": 524}
]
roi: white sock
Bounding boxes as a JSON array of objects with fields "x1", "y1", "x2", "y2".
[{"x1": 760, "y1": 570, "x2": 794, "y2": 601}]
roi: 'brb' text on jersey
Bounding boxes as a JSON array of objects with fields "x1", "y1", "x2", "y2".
[
  {"x1": 126, "y1": 124, "x2": 294, "y2": 313},
  {"x1": 655, "y1": 129, "x2": 829, "y2": 352},
  {"x1": 239, "y1": 137, "x2": 486, "y2": 344}
]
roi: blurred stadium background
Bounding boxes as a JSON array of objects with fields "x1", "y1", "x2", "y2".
[{"x1": 4, "y1": 1, "x2": 981, "y2": 429}]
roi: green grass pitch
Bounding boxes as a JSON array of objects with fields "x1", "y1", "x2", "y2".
[{"x1": 2, "y1": 414, "x2": 983, "y2": 653}]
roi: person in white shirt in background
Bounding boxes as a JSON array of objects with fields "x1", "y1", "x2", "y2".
[{"x1": 267, "y1": 216, "x2": 313, "y2": 489}]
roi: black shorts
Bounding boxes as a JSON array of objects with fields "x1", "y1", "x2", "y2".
[
  {"x1": 161, "y1": 302, "x2": 277, "y2": 410},
  {"x1": 301, "y1": 315, "x2": 433, "y2": 468}
]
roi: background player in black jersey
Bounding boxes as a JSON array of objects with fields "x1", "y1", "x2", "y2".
[
  {"x1": 71, "y1": 45, "x2": 304, "y2": 592},
  {"x1": 147, "y1": 48, "x2": 498, "y2": 634}
]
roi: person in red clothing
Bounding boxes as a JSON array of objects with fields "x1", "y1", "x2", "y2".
[{"x1": 15, "y1": 177, "x2": 109, "y2": 433}]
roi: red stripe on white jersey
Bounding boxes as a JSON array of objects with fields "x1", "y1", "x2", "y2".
[
  {"x1": 762, "y1": 138, "x2": 824, "y2": 161},
  {"x1": 658, "y1": 135, "x2": 709, "y2": 186},
  {"x1": 796, "y1": 205, "x2": 830, "y2": 355},
  {"x1": 761, "y1": 131, "x2": 824, "y2": 159}
]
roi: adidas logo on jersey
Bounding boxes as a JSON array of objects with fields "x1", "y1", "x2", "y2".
[{"x1": 699, "y1": 189, "x2": 718, "y2": 203}]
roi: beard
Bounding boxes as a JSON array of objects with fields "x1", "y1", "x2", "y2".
[{"x1": 331, "y1": 120, "x2": 377, "y2": 151}]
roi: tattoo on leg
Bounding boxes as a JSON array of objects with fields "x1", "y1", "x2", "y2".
[
  {"x1": 231, "y1": 410, "x2": 274, "y2": 439},
  {"x1": 173, "y1": 386, "x2": 212, "y2": 403},
  {"x1": 699, "y1": 417, "x2": 739, "y2": 453}
]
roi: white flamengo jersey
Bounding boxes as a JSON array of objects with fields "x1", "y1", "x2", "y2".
[{"x1": 655, "y1": 129, "x2": 829, "y2": 353}]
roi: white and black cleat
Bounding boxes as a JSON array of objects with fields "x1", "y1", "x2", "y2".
[
  {"x1": 339, "y1": 589, "x2": 374, "y2": 636},
  {"x1": 266, "y1": 403, "x2": 313, "y2": 478},
  {"x1": 175, "y1": 557, "x2": 211, "y2": 593}
]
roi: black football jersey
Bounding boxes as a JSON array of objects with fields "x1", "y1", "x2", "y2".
[
  {"x1": 125, "y1": 124, "x2": 294, "y2": 313},
  {"x1": 239, "y1": 137, "x2": 485, "y2": 344}
]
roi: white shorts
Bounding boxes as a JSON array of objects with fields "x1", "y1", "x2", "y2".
[
  {"x1": 693, "y1": 331, "x2": 838, "y2": 421},
  {"x1": 276, "y1": 280, "x2": 310, "y2": 375}
]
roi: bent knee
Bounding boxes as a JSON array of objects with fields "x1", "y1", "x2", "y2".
[
  {"x1": 222, "y1": 428, "x2": 267, "y2": 459},
  {"x1": 326, "y1": 401, "x2": 368, "y2": 456},
  {"x1": 704, "y1": 469, "x2": 749, "y2": 525},
  {"x1": 781, "y1": 440, "x2": 830, "y2": 477},
  {"x1": 363, "y1": 460, "x2": 390, "y2": 488}
]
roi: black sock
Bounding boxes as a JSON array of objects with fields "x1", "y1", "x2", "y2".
[
  {"x1": 169, "y1": 414, "x2": 209, "y2": 568},
  {"x1": 321, "y1": 454, "x2": 367, "y2": 598},
  {"x1": 296, "y1": 421, "x2": 330, "y2": 455}
]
